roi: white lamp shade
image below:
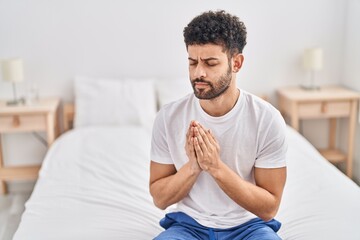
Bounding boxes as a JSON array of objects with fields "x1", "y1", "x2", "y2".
[
  {"x1": 1, "y1": 58, "x2": 24, "y2": 83},
  {"x1": 303, "y1": 48, "x2": 323, "y2": 71}
]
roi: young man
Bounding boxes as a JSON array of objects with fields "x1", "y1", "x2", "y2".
[{"x1": 150, "y1": 10, "x2": 287, "y2": 240}]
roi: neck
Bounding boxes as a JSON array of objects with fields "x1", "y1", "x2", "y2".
[{"x1": 199, "y1": 87, "x2": 240, "y2": 117}]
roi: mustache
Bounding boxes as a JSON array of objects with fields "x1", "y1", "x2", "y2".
[{"x1": 191, "y1": 79, "x2": 212, "y2": 85}]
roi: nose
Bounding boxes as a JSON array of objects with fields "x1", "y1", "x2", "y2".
[{"x1": 193, "y1": 63, "x2": 207, "y2": 79}]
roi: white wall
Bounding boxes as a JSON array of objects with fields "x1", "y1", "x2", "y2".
[
  {"x1": 0, "y1": 1, "x2": 350, "y2": 168},
  {"x1": 343, "y1": 0, "x2": 360, "y2": 184},
  {"x1": 0, "y1": 0, "x2": 347, "y2": 100}
]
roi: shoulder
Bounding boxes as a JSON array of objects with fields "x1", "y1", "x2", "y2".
[
  {"x1": 241, "y1": 90, "x2": 281, "y2": 118},
  {"x1": 157, "y1": 93, "x2": 194, "y2": 118},
  {"x1": 153, "y1": 93, "x2": 194, "y2": 131},
  {"x1": 240, "y1": 90, "x2": 286, "y2": 135}
]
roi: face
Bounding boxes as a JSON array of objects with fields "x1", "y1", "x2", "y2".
[{"x1": 188, "y1": 44, "x2": 233, "y2": 100}]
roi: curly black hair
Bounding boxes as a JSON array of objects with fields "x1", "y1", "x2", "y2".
[{"x1": 183, "y1": 10, "x2": 247, "y2": 56}]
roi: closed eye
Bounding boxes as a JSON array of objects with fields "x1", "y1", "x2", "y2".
[
  {"x1": 206, "y1": 62, "x2": 218, "y2": 67},
  {"x1": 189, "y1": 60, "x2": 198, "y2": 66}
]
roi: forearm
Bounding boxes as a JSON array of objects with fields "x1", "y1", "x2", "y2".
[
  {"x1": 150, "y1": 162, "x2": 200, "y2": 210},
  {"x1": 211, "y1": 163, "x2": 283, "y2": 221}
]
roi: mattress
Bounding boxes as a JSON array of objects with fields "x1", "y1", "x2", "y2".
[
  {"x1": 14, "y1": 125, "x2": 360, "y2": 239},
  {"x1": 14, "y1": 126, "x2": 164, "y2": 240},
  {"x1": 277, "y1": 127, "x2": 360, "y2": 239}
]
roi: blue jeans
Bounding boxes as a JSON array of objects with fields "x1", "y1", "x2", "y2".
[{"x1": 154, "y1": 212, "x2": 281, "y2": 240}]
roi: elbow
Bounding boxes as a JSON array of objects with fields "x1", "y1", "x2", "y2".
[
  {"x1": 258, "y1": 207, "x2": 279, "y2": 222},
  {"x1": 260, "y1": 214, "x2": 275, "y2": 222},
  {"x1": 152, "y1": 197, "x2": 168, "y2": 210},
  {"x1": 258, "y1": 197, "x2": 282, "y2": 222},
  {"x1": 150, "y1": 188, "x2": 167, "y2": 210},
  {"x1": 150, "y1": 187, "x2": 168, "y2": 210}
]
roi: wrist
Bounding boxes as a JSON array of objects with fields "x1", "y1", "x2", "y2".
[
  {"x1": 208, "y1": 161, "x2": 226, "y2": 180},
  {"x1": 188, "y1": 161, "x2": 202, "y2": 176}
]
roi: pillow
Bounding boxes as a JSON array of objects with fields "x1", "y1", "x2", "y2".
[
  {"x1": 155, "y1": 78, "x2": 193, "y2": 107},
  {"x1": 74, "y1": 76, "x2": 157, "y2": 130}
]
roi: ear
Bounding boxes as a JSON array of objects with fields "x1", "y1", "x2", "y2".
[{"x1": 232, "y1": 54, "x2": 244, "y2": 73}]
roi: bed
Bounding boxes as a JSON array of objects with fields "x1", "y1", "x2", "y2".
[{"x1": 14, "y1": 77, "x2": 360, "y2": 239}]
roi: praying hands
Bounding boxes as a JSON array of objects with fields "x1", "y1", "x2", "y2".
[{"x1": 185, "y1": 121, "x2": 222, "y2": 174}]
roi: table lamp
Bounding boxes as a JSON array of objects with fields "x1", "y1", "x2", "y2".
[
  {"x1": 1, "y1": 58, "x2": 24, "y2": 105},
  {"x1": 302, "y1": 47, "x2": 323, "y2": 90}
]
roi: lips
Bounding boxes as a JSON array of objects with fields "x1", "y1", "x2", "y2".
[
  {"x1": 195, "y1": 83, "x2": 209, "y2": 90},
  {"x1": 195, "y1": 82, "x2": 208, "y2": 86},
  {"x1": 193, "y1": 81, "x2": 209, "y2": 88}
]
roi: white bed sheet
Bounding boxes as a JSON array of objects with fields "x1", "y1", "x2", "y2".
[
  {"x1": 14, "y1": 126, "x2": 164, "y2": 240},
  {"x1": 14, "y1": 126, "x2": 360, "y2": 239},
  {"x1": 277, "y1": 127, "x2": 360, "y2": 239}
]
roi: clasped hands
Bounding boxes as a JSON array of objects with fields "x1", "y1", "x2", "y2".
[{"x1": 185, "y1": 120, "x2": 221, "y2": 174}]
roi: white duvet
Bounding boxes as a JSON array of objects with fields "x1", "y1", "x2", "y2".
[{"x1": 14, "y1": 126, "x2": 360, "y2": 239}]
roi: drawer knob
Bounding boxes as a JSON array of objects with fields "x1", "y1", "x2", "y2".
[
  {"x1": 12, "y1": 116, "x2": 20, "y2": 127},
  {"x1": 321, "y1": 103, "x2": 328, "y2": 113}
]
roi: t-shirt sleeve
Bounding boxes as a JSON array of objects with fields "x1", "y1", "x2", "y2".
[
  {"x1": 150, "y1": 108, "x2": 174, "y2": 164},
  {"x1": 255, "y1": 110, "x2": 287, "y2": 168}
]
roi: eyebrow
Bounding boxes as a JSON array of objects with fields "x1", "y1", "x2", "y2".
[{"x1": 188, "y1": 57, "x2": 220, "y2": 62}]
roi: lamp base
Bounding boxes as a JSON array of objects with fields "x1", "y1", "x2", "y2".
[
  {"x1": 300, "y1": 84, "x2": 320, "y2": 91},
  {"x1": 6, "y1": 98, "x2": 25, "y2": 106}
]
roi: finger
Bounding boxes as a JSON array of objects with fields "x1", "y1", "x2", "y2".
[
  {"x1": 196, "y1": 122, "x2": 209, "y2": 135},
  {"x1": 206, "y1": 129, "x2": 216, "y2": 145},
  {"x1": 207, "y1": 129, "x2": 218, "y2": 144},
  {"x1": 187, "y1": 130, "x2": 196, "y2": 149},
  {"x1": 189, "y1": 137, "x2": 196, "y2": 155},
  {"x1": 195, "y1": 138, "x2": 207, "y2": 171},
  {"x1": 196, "y1": 123, "x2": 214, "y2": 145},
  {"x1": 197, "y1": 125, "x2": 213, "y2": 147},
  {"x1": 186, "y1": 123, "x2": 191, "y2": 139},
  {"x1": 185, "y1": 128, "x2": 194, "y2": 152},
  {"x1": 193, "y1": 137, "x2": 203, "y2": 157},
  {"x1": 194, "y1": 127, "x2": 208, "y2": 152},
  {"x1": 191, "y1": 120, "x2": 197, "y2": 127},
  {"x1": 191, "y1": 126, "x2": 196, "y2": 138},
  {"x1": 186, "y1": 123, "x2": 195, "y2": 141}
]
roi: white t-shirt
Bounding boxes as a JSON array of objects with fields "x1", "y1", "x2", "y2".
[{"x1": 150, "y1": 89, "x2": 287, "y2": 228}]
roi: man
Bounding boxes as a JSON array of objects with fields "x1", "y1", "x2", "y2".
[{"x1": 150, "y1": 10, "x2": 287, "y2": 240}]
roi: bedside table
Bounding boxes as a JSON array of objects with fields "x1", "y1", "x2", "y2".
[
  {"x1": 277, "y1": 86, "x2": 360, "y2": 178},
  {"x1": 0, "y1": 98, "x2": 60, "y2": 194}
]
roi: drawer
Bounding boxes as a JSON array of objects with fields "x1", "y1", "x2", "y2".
[
  {"x1": 298, "y1": 101, "x2": 351, "y2": 118},
  {"x1": 0, "y1": 114, "x2": 46, "y2": 132}
]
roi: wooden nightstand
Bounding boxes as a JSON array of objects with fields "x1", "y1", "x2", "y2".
[
  {"x1": 0, "y1": 98, "x2": 60, "y2": 194},
  {"x1": 277, "y1": 86, "x2": 360, "y2": 178}
]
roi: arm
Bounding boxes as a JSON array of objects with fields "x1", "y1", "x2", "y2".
[
  {"x1": 149, "y1": 121, "x2": 202, "y2": 210},
  {"x1": 149, "y1": 161, "x2": 200, "y2": 210},
  {"x1": 193, "y1": 122, "x2": 286, "y2": 221},
  {"x1": 212, "y1": 163, "x2": 286, "y2": 221}
]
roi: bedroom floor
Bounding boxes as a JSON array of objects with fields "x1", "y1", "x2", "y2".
[{"x1": 0, "y1": 182, "x2": 34, "y2": 240}]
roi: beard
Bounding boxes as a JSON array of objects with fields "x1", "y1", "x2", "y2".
[{"x1": 191, "y1": 65, "x2": 232, "y2": 100}]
